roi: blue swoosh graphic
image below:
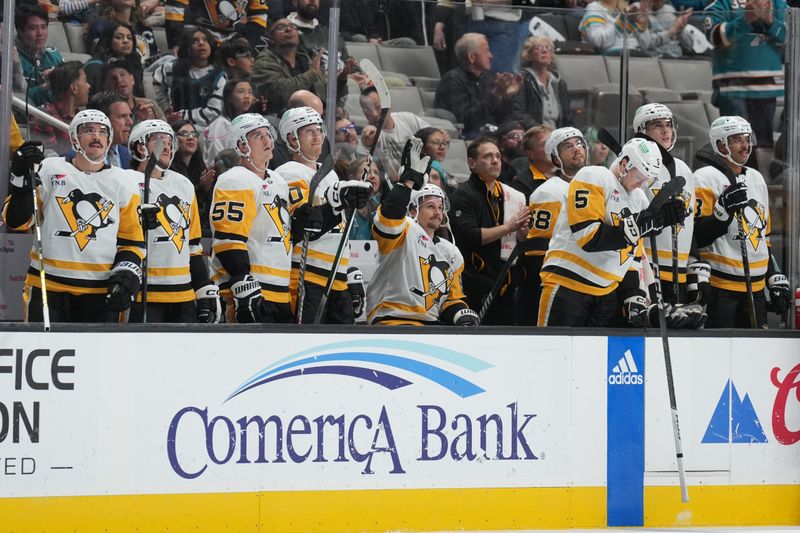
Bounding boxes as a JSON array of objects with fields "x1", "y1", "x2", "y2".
[
  {"x1": 228, "y1": 351, "x2": 485, "y2": 401},
  {"x1": 235, "y1": 339, "x2": 492, "y2": 395},
  {"x1": 229, "y1": 365, "x2": 413, "y2": 400}
]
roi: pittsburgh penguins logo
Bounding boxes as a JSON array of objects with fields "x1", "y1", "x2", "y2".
[
  {"x1": 152, "y1": 193, "x2": 191, "y2": 253},
  {"x1": 263, "y1": 196, "x2": 291, "y2": 254},
  {"x1": 738, "y1": 200, "x2": 767, "y2": 252},
  {"x1": 410, "y1": 254, "x2": 453, "y2": 310},
  {"x1": 611, "y1": 211, "x2": 636, "y2": 265},
  {"x1": 650, "y1": 186, "x2": 692, "y2": 236},
  {"x1": 55, "y1": 189, "x2": 115, "y2": 250}
]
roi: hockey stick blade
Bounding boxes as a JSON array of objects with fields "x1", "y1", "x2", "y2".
[
  {"x1": 359, "y1": 59, "x2": 391, "y2": 110},
  {"x1": 597, "y1": 127, "x2": 622, "y2": 155},
  {"x1": 308, "y1": 154, "x2": 335, "y2": 206}
]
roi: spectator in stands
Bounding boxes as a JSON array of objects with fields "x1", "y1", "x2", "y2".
[
  {"x1": 348, "y1": 156, "x2": 388, "y2": 240},
  {"x1": 171, "y1": 120, "x2": 215, "y2": 230},
  {"x1": 513, "y1": 36, "x2": 573, "y2": 129},
  {"x1": 154, "y1": 28, "x2": 228, "y2": 128},
  {"x1": 83, "y1": 22, "x2": 145, "y2": 98},
  {"x1": 87, "y1": 91, "x2": 133, "y2": 167},
  {"x1": 13, "y1": 5, "x2": 64, "y2": 107},
  {"x1": 203, "y1": 79, "x2": 255, "y2": 166},
  {"x1": 165, "y1": 0, "x2": 268, "y2": 53},
  {"x1": 509, "y1": 125, "x2": 554, "y2": 199},
  {"x1": 58, "y1": 0, "x2": 102, "y2": 23},
  {"x1": 103, "y1": 58, "x2": 164, "y2": 122},
  {"x1": 450, "y1": 136, "x2": 531, "y2": 325},
  {"x1": 251, "y1": 18, "x2": 348, "y2": 117},
  {"x1": 648, "y1": 0, "x2": 697, "y2": 57},
  {"x1": 360, "y1": 86, "x2": 430, "y2": 183},
  {"x1": 705, "y1": 0, "x2": 786, "y2": 147},
  {"x1": 217, "y1": 39, "x2": 255, "y2": 81},
  {"x1": 432, "y1": 0, "x2": 467, "y2": 73},
  {"x1": 334, "y1": 117, "x2": 358, "y2": 149},
  {"x1": 464, "y1": 0, "x2": 523, "y2": 74},
  {"x1": 287, "y1": 0, "x2": 328, "y2": 53},
  {"x1": 496, "y1": 121, "x2": 525, "y2": 184},
  {"x1": 85, "y1": 0, "x2": 158, "y2": 66},
  {"x1": 434, "y1": 33, "x2": 520, "y2": 140},
  {"x1": 415, "y1": 126, "x2": 449, "y2": 163},
  {"x1": 29, "y1": 61, "x2": 90, "y2": 155},
  {"x1": 583, "y1": 125, "x2": 614, "y2": 167}
]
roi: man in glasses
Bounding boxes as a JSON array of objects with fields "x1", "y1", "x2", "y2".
[
  {"x1": 334, "y1": 118, "x2": 358, "y2": 149},
  {"x1": 218, "y1": 38, "x2": 256, "y2": 81},
  {"x1": 4, "y1": 111, "x2": 146, "y2": 322}
]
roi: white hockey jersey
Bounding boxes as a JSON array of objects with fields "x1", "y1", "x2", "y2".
[
  {"x1": 694, "y1": 164, "x2": 771, "y2": 292},
  {"x1": 2, "y1": 157, "x2": 144, "y2": 295},
  {"x1": 642, "y1": 157, "x2": 696, "y2": 284},
  {"x1": 276, "y1": 161, "x2": 349, "y2": 293},
  {"x1": 367, "y1": 206, "x2": 468, "y2": 325},
  {"x1": 526, "y1": 176, "x2": 570, "y2": 257},
  {"x1": 209, "y1": 166, "x2": 294, "y2": 303},
  {"x1": 134, "y1": 169, "x2": 204, "y2": 303},
  {"x1": 541, "y1": 165, "x2": 648, "y2": 296}
]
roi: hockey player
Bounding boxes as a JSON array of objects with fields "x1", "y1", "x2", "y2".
[
  {"x1": 632, "y1": 103, "x2": 707, "y2": 328},
  {"x1": 128, "y1": 120, "x2": 222, "y2": 323},
  {"x1": 367, "y1": 138, "x2": 478, "y2": 326},
  {"x1": 275, "y1": 106, "x2": 370, "y2": 324},
  {"x1": 3, "y1": 110, "x2": 145, "y2": 322},
  {"x1": 520, "y1": 127, "x2": 587, "y2": 325},
  {"x1": 538, "y1": 138, "x2": 688, "y2": 327},
  {"x1": 164, "y1": 0, "x2": 268, "y2": 51},
  {"x1": 209, "y1": 113, "x2": 323, "y2": 323},
  {"x1": 694, "y1": 116, "x2": 789, "y2": 328}
]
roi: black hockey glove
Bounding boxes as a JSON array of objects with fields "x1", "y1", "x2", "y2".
[
  {"x1": 398, "y1": 138, "x2": 431, "y2": 190},
  {"x1": 292, "y1": 203, "x2": 324, "y2": 238},
  {"x1": 138, "y1": 203, "x2": 161, "y2": 231},
  {"x1": 196, "y1": 284, "x2": 223, "y2": 323},
  {"x1": 231, "y1": 274, "x2": 264, "y2": 323},
  {"x1": 325, "y1": 180, "x2": 371, "y2": 213},
  {"x1": 767, "y1": 273, "x2": 791, "y2": 313},
  {"x1": 619, "y1": 207, "x2": 663, "y2": 247},
  {"x1": 105, "y1": 261, "x2": 143, "y2": 312},
  {"x1": 666, "y1": 302, "x2": 707, "y2": 329},
  {"x1": 347, "y1": 267, "x2": 366, "y2": 324},
  {"x1": 713, "y1": 181, "x2": 748, "y2": 221},
  {"x1": 453, "y1": 308, "x2": 479, "y2": 326},
  {"x1": 10, "y1": 141, "x2": 45, "y2": 191},
  {"x1": 658, "y1": 198, "x2": 689, "y2": 227},
  {"x1": 623, "y1": 291, "x2": 650, "y2": 327},
  {"x1": 686, "y1": 261, "x2": 711, "y2": 305}
]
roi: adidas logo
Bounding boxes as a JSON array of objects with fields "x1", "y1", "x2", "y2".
[{"x1": 608, "y1": 349, "x2": 643, "y2": 385}]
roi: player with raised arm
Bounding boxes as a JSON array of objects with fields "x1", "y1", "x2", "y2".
[
  {"x1": 694, "y1": 116, "x2": 789, "y2": 328},
  {"x1": 275, "y1": 106, "x2": 370, "y2": 324},
  {"x1": 3, "y1": 110, "x2": 145, "y2": 322},
  {"x1": 367, "y1": 138, "x2": 477, "y2": 326},
  {"x1": 538, "y1": 138, "x2": 688, "y2": 327},
  {"x1": 128, "y1": 120, "x2": 221, "y2": 323},
  {"x1": 520, "y1": 127, "x2": 587, "y2": 324}
]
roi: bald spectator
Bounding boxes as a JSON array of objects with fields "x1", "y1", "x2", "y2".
[
  {"x1": 433, "y1": 33, "x2": 520, "y2": 140},
  {"x1": 251, "y1": 18, "x2": 349, "y2": 116},
  {"x1": 103, "y1": 59, "x2": 165, "y2": 123},
  {"x1": 509, "y1": 125, "x2": 555, "y2": 199}
]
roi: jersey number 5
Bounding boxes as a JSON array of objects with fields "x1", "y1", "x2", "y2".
[
  {"x1": 211, "y1": 201, "x2": 245, "y2": 222},
  {"x1": 575, "y1": 190, "x2": 590, "y2": 209}
]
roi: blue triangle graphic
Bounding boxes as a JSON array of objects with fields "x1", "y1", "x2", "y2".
[
  {"x1": 702, "y1": 379, "x2": 731, "y2": 443},
  {"x1": 731, "y1": 384, "x2": 768, "y2": 443}
]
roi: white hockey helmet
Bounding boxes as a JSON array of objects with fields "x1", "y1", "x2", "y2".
[
  {"x1": 128, "y1": 119, "x2": 176, "y2": 167},
  {"x1": 279, "y1": 106, "x2": 327, "y2": 148},
  {"x1": 616, "y1": 138, "x2": 662, "y2": 186},
  {"x1": 229, "y1": 113, "x2": 276, "y2": 158},
  {"x1": 409, "y1": 183, "x2": 447, "y2": 213},
  {"x1": 69, "y1": 109, "x2": 113, "y2": 165},
  {"x1": 633, "y1": 103, "x2": 677, "y2": 151},
  {"x1": 709, "y1": 115, "x2": 754, "y2": 164},
  {"x1": 544, "y1": 127, "x2": 586, "y2": 175}
]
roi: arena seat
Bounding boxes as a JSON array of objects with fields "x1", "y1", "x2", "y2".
[
  {"x1": 377, "y1": 45, "x2": 440, "y2": 90},
  {"x1": 64, "y1": 23, "x2": 87, "y2": 54},
  {"x1": 422, "y1": 115, "x2": 459, "y2": 138},
  {"x1": 388, "y1": 86, "x2": 425, "y2": 116},
  {"x1": 605, "y1": 56, "x2": 681, "y2": 103},
  {"x1": 704, "y1": 102, "x2": 719, "y2": 125},
  {"x1": 669, "y1": 101, "x2": 711, "y2": 162},
  {"x1": 590, "y1": 88, "x2": 643, "y2": 141},
  {"x1": 46, "y1": 23, "x2": 72, "y2": 53},
  {"x1": 659, "y1": 58, "x2": 713, "y2": 102},
  {"x1": 153, "y1": 27, "x2": 169, "y2": 55},
  {"x1": 345, "y1": 42, "x2": 382, "y2": 69},
  {"x1": 442, "y1": 139, "x2": 471, "y2": 185},
  {"x1": 553, "y1": 54, "x2": 613, "y2": 128},
  {"x1": 62, "y1": 52, "x2": 91, "y2": 63},
  {"x1": 344, "y1": 93, "x2": 368, "y2": 128},
  {"x1": 420, "y1": 88, "x2": 436, "y2": 111}
]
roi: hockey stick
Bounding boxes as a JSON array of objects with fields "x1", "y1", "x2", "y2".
[
  {"x1": 312, "y1": 59, "x2": 391, "y2": 325},
  {"x1": 601, "y1": 127, "x2": 689, "y2": 502},
  {"x1": 672, "y1": 227, "x2": 680, "y2": 304},
  {"x1": 477, "y1": 238, "x2": 539, "y2": 324},
  {"x1": 30, "y1": 161, "x2": 50, "y2": 332},
  {"x1": 141, "y1": 138, "x2": 164, "y2": 324},
  {"x1": 296, "y1": 154, "x2": 335, "y2": 324},
  {"x1": 695, "y1": 149, "x2": 757, "y2": 328}
]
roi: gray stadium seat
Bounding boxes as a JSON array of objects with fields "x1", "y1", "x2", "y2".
[
  {"x1": 590, "y1": 89, "x2": 643, "y2": 141},
  {"x1": 442, "y1": 139, "x2": 470, "y2": 185},
  {"x1": 659, "y1": 58, "x2": 713, "y2": 102},
  {"x1": 669, "y1": 101, "x2": 711, "y2": 162},
  {"x1": 380, "y1": 71, "x2": 412, "y2": 87},
  {"x1": 605, "y1": 56, "x2": 681, "y2": 102},
  {"x1": 345, "y1": 42, "x2": 382, "y2": 69},
  {"x1": 387, "y1": 86, "x2": 425, "y2": 115},
  {"x1": 377, "y1": 45, "x2": 440, "y2": 89},
  {"x1": 553, "y1": 54, "x2": 613, "y2": 127},
  {"x1": 153, "y1": 27, "x2": 169, "y2": 54},
  {"x1": 420, "y1": 88, "x2": 436, "y2": 111},
  {"x1": 704, "y1": 102, "x2": 719, "y2": 125},
  {"x1": 62, "y1": 52, "x2": 92, "y2": 63},
  {"x1": 421, "y1": 115, "x2": 459, "y2": 139},
  {"x1": 46, "y1": 23, "x2": 71, "y2": 53},
  {"x1": 344, "y1": 93, "x2": 368, "y2": 128},
  {"x1": 64, "y1": 23, "x2": 87, "y2": 54}
]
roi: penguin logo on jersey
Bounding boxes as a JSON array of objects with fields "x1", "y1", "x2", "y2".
[
  {"x1": 740, "y1": 200, "x2": 767, "y2": 251},
  {"x1": 54, "y1": 189, "x2": 115, "y2": 250},
  {"x1": 152, "y1": 193, "x2": 191, "y2": 253},
  {"x1": 410, "y1": 254, "x2": 453, "y2": 310},
  {"x1": 263, "y1": 196, "x2": 291, "y2": 254},
  {"x1": 650, "y1": 187, "x2": 692, "y2": 235},
  {"x1": 611, "y1": 211, "x2": 636, "y2": 264}
]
